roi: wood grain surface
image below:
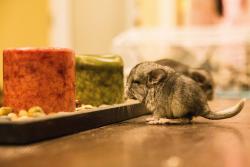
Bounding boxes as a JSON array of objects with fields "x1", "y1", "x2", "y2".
[{"x1": 0, "y1": 99, "x2": 249, "y2": 167}]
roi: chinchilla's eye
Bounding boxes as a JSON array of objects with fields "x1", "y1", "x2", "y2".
[
  {"x1": 206, "y1": 84, "x2": 213, "y2": 90},
  {"x1": 133, "y1": 80, "x2": 141, "y2": 85}
]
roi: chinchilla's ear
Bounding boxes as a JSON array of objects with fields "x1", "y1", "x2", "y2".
[
  {"x1": 189, "y1": 69, "x2": 206, "y2": 83},
  {"x1": 147, "y1": 69, "x2": 166, "y2": 87}
]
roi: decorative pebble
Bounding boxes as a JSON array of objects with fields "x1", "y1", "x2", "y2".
[
  {"x1": 28, "y1": 106, "x2": 46, "y2": 117},
  {"x1": 7, "y1": 113, "x2": 18, "y2": 121},
  {"x1": 0, "y1": 107, "x2": 13, "y2": 116},
  {"x1": 76, "y1": 104, "x2": 97, "y2": 111},
  {"x1": 18, "y1": 110, "x2": 28, "y2": 117},
  {"x1": 99, "y1": 104, "x2": 109, "y2": 108},
  {"x1": 16, "y1": 116, "x2": 32, "y2": 121},
  {"x1": 81, "y1": 104, "x2": 96, "y2": 109},
  {"x1": 0, "y1": 116, "x2": 11, "y2": 121}
]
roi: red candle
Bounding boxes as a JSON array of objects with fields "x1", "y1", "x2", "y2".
[{"x1": 3, "y1": 48, "x2": 75, "y2": 114}]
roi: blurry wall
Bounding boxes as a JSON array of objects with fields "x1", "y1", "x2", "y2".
[
  {"x1": 50, "y1": 0, "x2": 72, "y2": 48},
  {"x1": 0, "y1": 0, "x2": 50, "y2": 88},
  {"x1": 72, "y1": 0, "x2": 132, "y2": 54},
  {"x1": 135, "y1": 0, "x2": 159, "y2": 26},
  {"x1": 158, "y1": 0, "x2": 176, "y2": 27}
]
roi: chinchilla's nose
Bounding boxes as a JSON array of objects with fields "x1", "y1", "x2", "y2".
[{"x1": 125, "y1": 87, "x2": 135, "y2": 100}]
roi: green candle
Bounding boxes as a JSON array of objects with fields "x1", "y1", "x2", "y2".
[{"x1": 76, "y1": 54, "x2": 124, "y2": 106}]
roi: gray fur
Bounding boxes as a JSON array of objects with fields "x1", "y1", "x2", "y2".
[
  {"x1": 126, "y1": 62, "x2": 245, "y2": 124},
  {"x1": 155, "y1": 59, "x2": 214, "y2": 100}
]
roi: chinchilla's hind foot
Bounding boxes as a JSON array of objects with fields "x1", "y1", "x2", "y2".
[{"x1": 147, "y1": 118, "x2": 192, "y2": 125}]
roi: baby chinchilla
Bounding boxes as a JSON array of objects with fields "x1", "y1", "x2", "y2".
[
  {"x1": 126, "y1": 62, "x2": 245, "y2": 124},
  {"x1": 155, "y1": 58, "x2": 214, "y2": 100}
]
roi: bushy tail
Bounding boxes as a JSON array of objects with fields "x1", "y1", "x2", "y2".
[{"x1": 202, "y1": 99, "x2": 246, "y2": 120}]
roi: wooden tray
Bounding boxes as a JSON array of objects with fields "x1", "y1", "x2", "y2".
[{"x1": 0, "y1": 101, "x2": 148, "y2": 144}]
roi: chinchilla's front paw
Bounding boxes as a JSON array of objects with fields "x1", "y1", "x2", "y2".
[
  {"x1": 145, "y1": 117, "x2": 155, "y2": 122},
  {"x1": 147, "y1": 118, "x2": 168, "y2": 125}
]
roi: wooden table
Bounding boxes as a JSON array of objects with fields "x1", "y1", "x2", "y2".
[{"x1": 0, "y1": 99, "x2": 250, "y2": 167}]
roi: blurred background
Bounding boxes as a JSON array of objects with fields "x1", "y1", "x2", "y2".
[{"x1": 1, "y1": 0, "x2": 250, "y2": 97}]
